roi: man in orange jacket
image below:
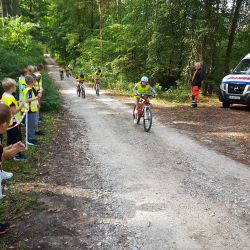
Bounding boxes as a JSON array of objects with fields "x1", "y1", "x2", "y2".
[{"x1": 191, "y1": 62, "x2": 204, "y2": 108}]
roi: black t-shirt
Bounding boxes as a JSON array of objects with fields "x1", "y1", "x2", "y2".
[{"x1": 0, "y1": 144, "x2": 3, "y2": 164}]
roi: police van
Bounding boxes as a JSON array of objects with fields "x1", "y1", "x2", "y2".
[{"x1": 219, "y1": 53, "x2": 250, "y2": 108}]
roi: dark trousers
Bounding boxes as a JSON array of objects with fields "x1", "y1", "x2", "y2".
[{"x1": 7, "y1": 123, "x2": 22, "y2": 145}]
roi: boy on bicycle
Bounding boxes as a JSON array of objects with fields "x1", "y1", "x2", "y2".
[
  {"x1": 76, "y1": 73, "x2": 86, "y2": 86},
  {"x1": 133, "y1": 76, "x2": 156, "y2": 114},
  {"x1": 76, "y1": 73, "x2": 86, "y2": 91},
  {"x1": 92, "y1": 69, "x2": 102, "y2": 90}
]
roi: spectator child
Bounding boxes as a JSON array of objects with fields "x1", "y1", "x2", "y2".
[
  {"x1": 22, "y1": 75, "x2": 41, "y2": 145},
  {"x1": 1, "y1": 78, "x2": 26, "y2": 161}
]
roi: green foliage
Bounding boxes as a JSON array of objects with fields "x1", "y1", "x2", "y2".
[
  {"x1": 41, "y1": 73, "x2": 61, "y2": 111},
  {"x1": 10, "y1": 0, "x2": 249, "y2": 101},
  {"x1": 161, "y1": 80, "x2": 190, "y2": 103},
  {"x1": 0, "y1": 17, "x2": 44, "y2": 80}
]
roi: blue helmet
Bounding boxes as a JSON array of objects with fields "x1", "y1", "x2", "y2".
[{"x1": 141, "y1": 76, "x2": 149, "y2": 83}]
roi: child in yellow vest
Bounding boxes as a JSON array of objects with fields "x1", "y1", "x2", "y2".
[
  {"x1": 1, "y1": 78, "x2": 27, "y2": 161},
  {"x1": 22, "y1": 75, "x2": 41, "y2": 146}
]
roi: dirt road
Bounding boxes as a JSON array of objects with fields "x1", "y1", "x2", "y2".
[{"x1": 18, "y1": 59, "x2": 250, "y2": 249}]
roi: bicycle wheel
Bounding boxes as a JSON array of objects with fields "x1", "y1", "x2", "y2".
[
  {"x1": 77, "y1": 87, "x2": 80, "y2": 97},
  {"x1": 143, "y1": 106, "x2": 152, "y2": 132},
  {"x1": 133, "y1": 105, "x2": 140, "y2": 124},
  {"x1": 81, "y1": 87, "x2": 85, "y2": 98}
]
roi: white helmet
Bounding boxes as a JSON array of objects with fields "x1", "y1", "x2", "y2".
[{"x1": 141, "y1": 76, "x2": 149, "y2": 83}]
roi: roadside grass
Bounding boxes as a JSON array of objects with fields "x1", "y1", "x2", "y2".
[
  {"x1": 0, "y1": 73, "x2": 61, "y2": 248},
  {"x1": 103, "y1": 88, "x2": 221, "y2": 108}
]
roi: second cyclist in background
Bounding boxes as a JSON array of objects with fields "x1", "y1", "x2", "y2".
[
  {"x1": 92, "y1": 69, "x2": 102, "y2": 95},
  {"x1": 76, "y1": 73, "x2": 86, "y2": 98}
]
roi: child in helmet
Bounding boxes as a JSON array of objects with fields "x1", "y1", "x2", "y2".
[
  {"x1": 92, "y1": 69, "x2": 102, "y2": 90},
  {"x1": 133, "y1": 76, "x2": 156, "y2": 113}
]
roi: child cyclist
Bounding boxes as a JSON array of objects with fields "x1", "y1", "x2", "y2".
[
  {"x1": 133, "y1": 76, "x2": 156, "y2": 114},
  {"x1": 92, "y1": 69, "x2": 102, "y2": 90}
]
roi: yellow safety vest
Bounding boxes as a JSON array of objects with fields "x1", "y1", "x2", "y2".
[
  {"x1": 135, "y1": 82, "x2": 151, "y2": 94},
  {"x1": 22, "y1": 87, "x2": 39, "y2": 112},
  {"x1": 18, "y1": 76, "x2": 27, "y2": 100},
  {"x1": 1, "y1": 93, "x2": 21, "y2": 126},
  {"x1": 92, "y1": 72, "x2": 101, "y2": 80}
]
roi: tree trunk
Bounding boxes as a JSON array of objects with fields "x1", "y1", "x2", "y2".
[
  {"x1": 2, "y1": 0, "x2": 10, "y2": 17},
  {"x1": 224, "y1": 0, "x2": 243, "y2": 74},
  {"x1": 12, "y1": 0, "x2": 19, "y2": 16}
]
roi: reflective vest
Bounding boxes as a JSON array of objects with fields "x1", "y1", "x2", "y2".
[
  {"x1": 34, "y1": 72, "x2": 43, "y2": 92},
  {"x1": 92, "y1": 72, "x2": 101, "y2": 80},
  {"x1": 1, "y1": 93, "x2": 22, "y2": 126},
  {"x1": 18, "y1": 76, "x2": 27, "y2": 100},
  {"x1": 22, "y1": 87, "x2": 38, "y2": 112},
  {"x1": 136, "y1": 82, "x2": 151, "y2": 94}
]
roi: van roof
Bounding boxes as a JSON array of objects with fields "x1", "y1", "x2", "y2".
[{"x1": 243, "y1": 53, "x2": 250, "y2": 59}]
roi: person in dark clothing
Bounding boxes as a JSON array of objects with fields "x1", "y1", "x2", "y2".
[{"x1": 191, "y1": 62, "x2": 204, "y2": 108}]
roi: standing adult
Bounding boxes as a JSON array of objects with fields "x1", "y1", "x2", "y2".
[{"x1": 191, "y1": 62, "x2": 204, "y2": 108}]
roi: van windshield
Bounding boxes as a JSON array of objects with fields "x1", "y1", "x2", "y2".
[{"x1": 233, "y1": 59, "x2": 250, "y2": 74}]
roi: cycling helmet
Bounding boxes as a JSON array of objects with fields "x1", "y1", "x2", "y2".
[
  {"x1": 141, "y1": 76, "x2": 149, "y2": 83},
  {"x1": 80, "y1": 73, "x2": 84, "y2": 78}
]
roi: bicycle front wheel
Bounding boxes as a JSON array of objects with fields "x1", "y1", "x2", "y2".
[
  {"x1": 77, "y1": 88, "x2": 80, "y2": 97},
  {"x1": 133, "y1": 105, "x2": 140, "y2": 124},
  {"x1": 143, "y1": 107, "x2": 152, "y2": 132},
  {"x1": 82, "y1": 87, "x2": 85, "y2": 98},
  {"x1": 96, "y1": 85, "x2": 100, "y2": 96}
]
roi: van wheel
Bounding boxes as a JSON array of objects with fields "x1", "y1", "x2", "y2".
[{"x1": 222, "y1": 102, "x2": 230, "y2": 108}]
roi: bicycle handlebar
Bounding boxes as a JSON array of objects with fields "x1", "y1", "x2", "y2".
[{"x1": 140, "y1": 94, "x2": 156, "y2": 98}]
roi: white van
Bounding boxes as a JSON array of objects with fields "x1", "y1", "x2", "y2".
[{"x1": 219, "y1": 53, "x2": 250, "y2": 108}]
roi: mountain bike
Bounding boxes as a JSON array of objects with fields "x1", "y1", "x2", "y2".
[
  {"x1": 95, "y1": 79, "x2": 100, "y2": 96},
  {"x1": 77, "y1": 81, "x2": 85, "y2": 98},
  {"x1": 133, "y1": 94, "x2": 155, "y2": 132}
]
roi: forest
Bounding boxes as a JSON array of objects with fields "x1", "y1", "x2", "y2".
[{"x1": 0, "y1": 0, "x2": 250, "y2": 100}]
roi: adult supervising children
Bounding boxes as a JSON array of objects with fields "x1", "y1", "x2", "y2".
[{"x1": 191, "y1": 62, "x2": 204, "y2": 108}]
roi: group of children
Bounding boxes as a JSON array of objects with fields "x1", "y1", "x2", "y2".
[{"x1": 0, "y1": 64, "x2": 44, "y2": 234}]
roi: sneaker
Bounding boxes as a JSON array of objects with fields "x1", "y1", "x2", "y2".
[
  {"x1": 0, "y1": 222, "x2": 10, "y2": 235},
  {"x1": 13, "y1": 155, "x2": 27, "y2": 161},
  {"x1": 35, "y1": 131, "x2": 44, "y2": 136},
  {"x1": 0, "y1": 170, "x2": 13, "y2": 180},
  {"x1": 27, "y1": 139, "x2": 38, "y2": 146}
]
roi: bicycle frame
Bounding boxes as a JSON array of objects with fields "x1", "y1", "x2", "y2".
[{"x1": 138, "y1": 97, "x2": 151, "y2": 118}]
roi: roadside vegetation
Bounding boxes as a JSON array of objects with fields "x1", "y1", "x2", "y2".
[{"x1": 1, "y1": 1, "x2": 250, "y2": 103}]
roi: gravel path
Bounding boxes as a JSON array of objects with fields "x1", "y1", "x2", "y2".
[{"x1": 43, "y1": 59, "x2": 250, "y2": 250}]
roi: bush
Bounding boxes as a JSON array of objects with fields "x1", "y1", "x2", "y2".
[
  {"x1": 41, "y1": 73, "x2": 61, "y2": 111},
  {"x1": 0, "y1": 49, "x2": 43, "y2": 80},
  {"x1": 161, "y1": 80, "x2": 190, "y2": 103}
]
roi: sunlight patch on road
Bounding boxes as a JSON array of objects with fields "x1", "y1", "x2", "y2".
[
  {"x1": 209, "y1": 132, "x2": 249, "y2": 139},
  {"x1": 14, "y1": 182, "x2": 113, "y2": 199},
  {"x1": 60, "y1": 89, "x2": 77, "y2": 95},
  {"x1": 172, "y1": 121, "x2": 203, "y2": 126}
]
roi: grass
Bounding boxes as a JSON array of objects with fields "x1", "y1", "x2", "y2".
[
  {"x1": 0, "y1": 111, "x2": 58, "y2": 220},
  {"x1": 103, "y1": 88, "x2": 221, "y2": 108}
]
